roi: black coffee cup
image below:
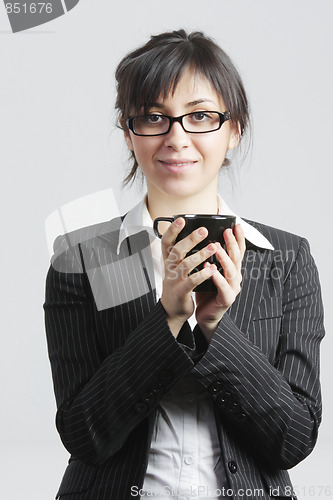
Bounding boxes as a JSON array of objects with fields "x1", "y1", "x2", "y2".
[{"x1": 153, "y1": 214, "x2": 236, "y2": 292}]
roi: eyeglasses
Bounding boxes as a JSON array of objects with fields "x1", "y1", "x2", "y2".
[{"x1": 126, "y1": 111, "x2": 230, "y2": 136}]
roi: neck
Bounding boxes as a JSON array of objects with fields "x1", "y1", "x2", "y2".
[{"x1": 145, "y1": 184, "x2": 219, "y2": 223}]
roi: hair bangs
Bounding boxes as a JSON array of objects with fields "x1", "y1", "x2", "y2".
[{"x1": 131, "y1": 44, "x2": 196, "y2": 116}]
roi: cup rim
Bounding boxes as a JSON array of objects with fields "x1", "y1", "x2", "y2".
[{"x1": 174, "y1": 214, "x2": 235, "y2": 218}]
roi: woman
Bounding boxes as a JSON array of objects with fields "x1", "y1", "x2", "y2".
[{"x1": 44, "y1": 30, "x2": 325, "y2": 500}]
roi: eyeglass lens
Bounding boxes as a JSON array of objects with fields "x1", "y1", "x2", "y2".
[{"x1": 132, "y1": 112, "x2": 222, "y2": 135}]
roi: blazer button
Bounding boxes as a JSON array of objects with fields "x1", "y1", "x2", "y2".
[
  {"x1": 216, "y1": 391, "x2": 231, "y2": 406},
  {"x1": 142, "y1": 392, "x2": 155, "y2": 406},
  {"x1": 151, "y1": 383, "x2": 163, "y2": 394},
  {"x1": 208, "y1": 380, "x2": 223, "y2": 394},
  {"x1": 228, "y1": 460, "x2": 238, "y2": 474},
  {"x1": 158, "y1": 370, "x2": 173, "y2": 385},
  {"x1": 226, "y1": 402, "x2": 240, "y2": 416},
  {"x1": 134, "y1": 402, "x2": 148, "y2": 413},
  {"x1": 234, "y1": 412, "x2": 247, "y2": 424}
]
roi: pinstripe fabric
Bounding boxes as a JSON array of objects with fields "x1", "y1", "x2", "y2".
[{"x1": 44, "y1": 216, "x2": 325, "y2": 500}]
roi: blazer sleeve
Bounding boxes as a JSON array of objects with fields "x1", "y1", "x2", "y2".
[
  {"x1": 44, "y1": 242, "x2": 194, "y2": 466},
  {"x1": 191, "y1": 237, "x2": 325, "y2": 469}
]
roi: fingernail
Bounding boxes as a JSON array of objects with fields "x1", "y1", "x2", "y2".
[
  {"x1": 198, "y1": 227, "x2": 207, "y2": 236},
  {"x1": 208, "y1": 243, "x2": 216, "y2": 252},
  {"x1": 175, "y1": 218, "x2": 183, "y2": 226}
]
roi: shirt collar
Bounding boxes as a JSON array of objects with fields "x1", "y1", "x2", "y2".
[{"x1": 117, "y1": 194, "x2": 274, "y2": 254}]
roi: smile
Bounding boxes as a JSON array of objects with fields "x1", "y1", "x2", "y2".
[{"x1": 159, "y1": 160, "x2": 197, "y2": 173}]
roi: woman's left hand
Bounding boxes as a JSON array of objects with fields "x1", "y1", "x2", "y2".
[{"x1": 195, "y1": 224, "x2": 246, "y2": 342}]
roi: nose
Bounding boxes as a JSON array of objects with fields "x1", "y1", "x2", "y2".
[{"x1": 163, "y1": 121, "x2": 191, "y2": 151}]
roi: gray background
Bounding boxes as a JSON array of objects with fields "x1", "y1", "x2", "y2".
[{"x1": 0, "y1": 1, "x2": 332, "y2": 499}]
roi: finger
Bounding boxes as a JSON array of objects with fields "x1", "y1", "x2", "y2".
[
  {"x1": 223, "y1": 224, "x2": 245, "y2": 271},
  {"x1": 180, "y1": 242, "x2": 217, "y2": 275},
  {"x1": 234, "y1": 224, "x2": 246, "y2": 258},
  {"x1": 182, "y1": 261, "x2": 217, "y2": 294},
  {"x1": 214, "y1": 243, "x2": 241, "y2": 288},
  {"x1": 205, "y1": 262, "x2": 238, "y2": 306},
  {"x1": 168, "y1": 226, "x2": 209, "y2": 263},
  {"x1": 223, "y1": 228, "x2": 241, "y2": 262},
  {"x1": 161, "y1": 217, "x2": 185, "y2": 261}
]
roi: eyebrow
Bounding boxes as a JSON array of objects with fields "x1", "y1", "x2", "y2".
[
  {"x1": 186, "y1": 99, "x2": 215, "y2": 107},
  {"x1": 148, "y1": 98, "x2": 215, "y2": 109}
]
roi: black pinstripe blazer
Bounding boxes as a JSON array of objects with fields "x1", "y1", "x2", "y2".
[{"x1": 44, "y1": 215, "x2": 325, "y2": 500}]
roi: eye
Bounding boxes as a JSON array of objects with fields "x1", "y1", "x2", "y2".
[
  {"x1": 144, "y1": 114, "x2": 164, "y2": 124},
  {"x1": 191, "y1": 112, "x2": 211, "y2": 121}
]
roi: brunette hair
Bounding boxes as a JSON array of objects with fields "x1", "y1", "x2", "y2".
[{"x1": 115, "y1": 29, "x2": 250, "y2": 187}]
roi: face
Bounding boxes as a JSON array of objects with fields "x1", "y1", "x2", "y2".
[{"x1": 124, "y1": 68, "x2": 239, "y2": 202}]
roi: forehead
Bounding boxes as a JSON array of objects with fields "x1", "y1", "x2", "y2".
[
  {"x1": 148, "y1": 68, "x2": 224, "y2": 109},
  {"x1": 171, "y1": 67, "x2": 217, "y2": 95}
]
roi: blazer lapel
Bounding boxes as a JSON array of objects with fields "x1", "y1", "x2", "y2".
[
  {"x1": 228, "y1": 246, "x2": 276, "y2": 334},
  {"x1": 82, "y1": 223, "x2": 157, "y2": 331}
]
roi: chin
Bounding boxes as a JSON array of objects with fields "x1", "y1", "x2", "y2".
[{"x1": 162, "y1": 186, "x2": 201, "y2": 200}]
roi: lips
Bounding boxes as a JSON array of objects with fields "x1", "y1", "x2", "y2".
[
  {"x1": 158, "y1": 159, "x2": 197, "y2": 172},
  {"x1": 160, "y1": 159, "x2": 197, "y2": 165}
]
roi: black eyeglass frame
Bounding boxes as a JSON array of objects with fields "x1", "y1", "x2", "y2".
[{"x1": 126, "y1": 111, "x2": 230, "y2": 137}]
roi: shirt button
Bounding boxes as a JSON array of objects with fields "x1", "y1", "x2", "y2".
[{"x1": 184, "y1": 455, "x2": 195, "y2": 465}]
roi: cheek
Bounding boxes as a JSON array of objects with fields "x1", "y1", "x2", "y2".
[
  {"x1": 196, "y1": 134, "x2": 230, "y2": 159},
  {"x1": 132, "y1": 138, "x2": 162, "y2": 163}
]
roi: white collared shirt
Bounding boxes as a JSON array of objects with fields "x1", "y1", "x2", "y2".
[
  {"x1": 117, "y1": 195, "x2": 274, "y2": 499},
  {"x1": 117, "y1": 194, "x2": 274, "y2": 255}
]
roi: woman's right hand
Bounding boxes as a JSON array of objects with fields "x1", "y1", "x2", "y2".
[{"x1": 160, "y1": 217, "x2": 218, "y2": 337}]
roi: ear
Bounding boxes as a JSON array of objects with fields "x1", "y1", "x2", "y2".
[
  {"x1": 120, "y1": 119, "x2": 134, "y2": 152},
  {"x1": 227, "y1": 122, "x2": 241, "y2": 150}
]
